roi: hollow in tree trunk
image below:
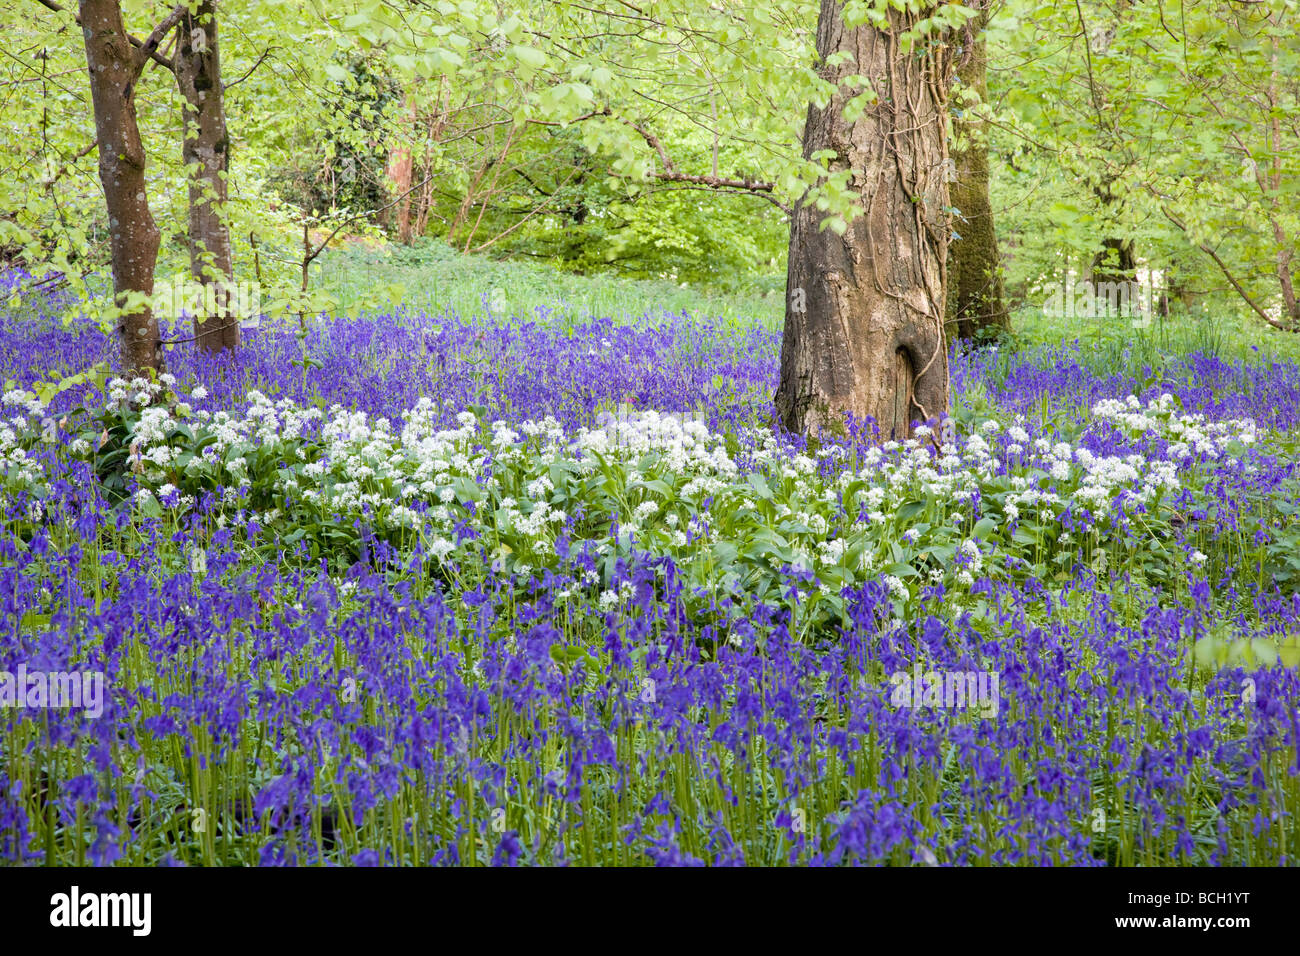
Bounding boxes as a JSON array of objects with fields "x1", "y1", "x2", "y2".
[{"x1": 776, "y1": 0, "x2": 954, "y2": 441}]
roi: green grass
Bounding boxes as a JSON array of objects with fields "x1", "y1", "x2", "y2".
[
  {"x1": 316, "y1": 238, "x2": 787, "y2": 332},
  {"x1": 315, "y1": 239, "x2": 1300, "y2": 374},
  {"x1": 1008, "y1": 304, "x2": 1300, "y2": 367}
]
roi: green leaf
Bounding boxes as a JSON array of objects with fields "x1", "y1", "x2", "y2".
[
  {"x1": 512, "y1": 45, "x2": 547, "y2": 69},
  {"x1": 746, "y1": 474, "x2": 773, "y2": 500},
  {"x1": 452, "y1": 476, "x2": 482, "y2": 504},
  {"x1": 896, "y1": 500, "x2": 926, "y2": 521}
]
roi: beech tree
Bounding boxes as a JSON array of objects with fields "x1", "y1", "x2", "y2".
[
  {"x1": 174, "y1": 0, "x2": 238, "y2": 352},
  {"x1": 35, "y1": 0, "x2": 240, "y2": 367},
  {"x1": 72, "y1": 0, "x2": 182, "y2": 374},
  {"x1": 995, "y1": 0, "x2": 1298, "y2": 330}
]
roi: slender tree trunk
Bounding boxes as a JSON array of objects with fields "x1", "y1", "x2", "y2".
[
  {"x1": 79, "y1": 0, "x2": 162, "y2": 374},
  {"x1": 1161, "y1": 251, "x2": 1198, "y2": 315},
  {"x1": 1263, "y1": 24, "x2": 1299, "y2": 330},
  {"x1": 776, "y1": 0, "x2": 954, "y2": 440},
  {"x1": 175, "y1": 0, "x2": 237, "y2": 352},
  {"x1": 386, "y1": 95, "x2": 415, "y2": 243},
  {"x1": 1088, "y1": 182, "x2": 1136, "y2": 286},
  {"x1": 411, "y1": 78, "x2": 450, "y2": 238},
  {"x1": 946, "y1": 10, "x2": 1008, "y2": 342}
]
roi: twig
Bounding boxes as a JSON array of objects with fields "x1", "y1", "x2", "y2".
[{"x1": 224, "y1": 47, "x2": 273, "y2": 92}]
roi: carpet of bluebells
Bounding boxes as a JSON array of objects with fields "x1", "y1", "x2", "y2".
[{"x1": 3, "y1": 271, "x2": 1300, "y2": 866}]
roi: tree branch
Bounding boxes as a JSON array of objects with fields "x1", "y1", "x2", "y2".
[
  {"x1": 35, "y1": 0, "x2": 177, "y2": 72},
  {"x1": 130, "y1": 4, "x2": 185, "y2": 82},
  {"x1": 1160, "y1": 203, "x2": 1292, "y2": 331},
  {"x1": 623, "y1": 119, "x2": 784, "y2": 207},
  {"x1": 626, "y1": 120, "x2": 677, "y2": 172},
  {"x1": 303, "y1": 169, "x2": 445, "y2": 268},
  {"x1": 224, "y1": 46, "x2": 273, "y2": 92},
  {"x1": 43, "y1": 136, "x2": 98, "y2": 189}
]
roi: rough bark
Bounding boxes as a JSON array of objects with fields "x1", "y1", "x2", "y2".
[
  {"x1": 776, "y1": 0, "x2": 954, "y2": 441},
  {"x1": 946, "y1": 12, "x2": 1009, "y2": 342},
  {"x1": 79, "y1": 0, "x2": 163, "y2": 374},
  {"x1": 175, "y1": 0, "x2": 237, "y2": 352}
]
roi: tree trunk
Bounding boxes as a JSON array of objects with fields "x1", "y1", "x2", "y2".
[
  {"x1": 1080, "y1": 2, "x2": 1137, "y2": 295},
  {"x1": 1161, "y1": 251, "x2": 1199, "y2": 315},
  {"x1": 175, "y1": 0, "x2": 237, "y2": 352},
  {"x1": 1091, "y1": 234, "x2": 1137, "y2": 286},
  {"x1": 80, "y1": 0, "x2": 162, "y2": 374},
  {"x1": 946, "y1": 11, "x2": 1009, "y2": 342},
  {"x1": 386, "y1": 95, "x2": 416, "y2": 243},
  {"x1": 776, "y1": 0, "x2": 953, "y2": 441},
  {"x1": 411, "y1": 78, "x2": 451, "y2": 238}
]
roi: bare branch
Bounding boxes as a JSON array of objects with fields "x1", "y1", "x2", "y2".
[{"x1": 303, "y1": 170, "x2": 445, "y2": 268}]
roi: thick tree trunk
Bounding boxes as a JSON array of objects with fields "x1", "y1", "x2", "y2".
[
  {"x1": 776, "y1": 0, "x2": 953, "y2": 440},
  {"x1": 80, "y1": 0, "x2": 162, "y2": 374},
  {"x1": 1092, "y1": 235, "x2": 1137, "y2": 286},
  {"x1": 946, "y1": 12, "x2": 1009, "y2": 342},
  {"x1": 175, "y1": 0, "x2": 237, "y2": 353}
]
